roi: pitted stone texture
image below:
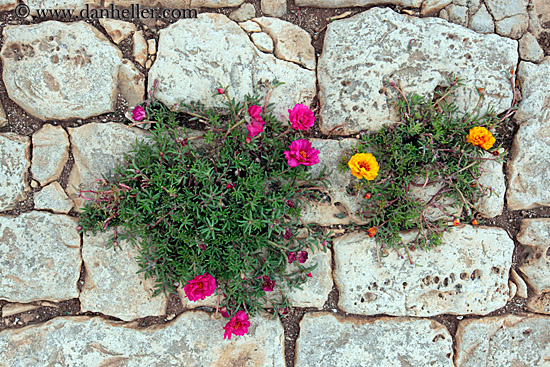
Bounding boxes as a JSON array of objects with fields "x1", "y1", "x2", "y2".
[
  {"x1": 24, "y1": 0, "x2": 100, "y2": 14},
  {"x1": 34, "y1": 182, "x2": 73, "y2": 214},
  {"x1": 252, "y1": 17, "x2": 315, "y2": 70},
  {"x1": 295, "y1": 0, "x2": 421, "y2": 7},
  {"x1": 455, "y1": 315, "x2": 550, "y2": 367},
  {"x1": 409, "y1": 180, "x2": 462, "y2": 221},
  {"x1": 67, "y1": 123, "x2": 150, "y2": 211},
  {"x1": 0, "y1": 101, "x2": 7, "y2": 127},
  {"x1": 240, "y1": 20, "x2": 262, "y2": 32},
  {"x1": 517, "y1": 219, "x2": 550, "y2": 294},
  {"x1": 446, "y1": 4, "x2": 468, "y2": 26},
  {"x1": 251, "y1": 32, "x2": 274, "y2": 53},
  {"x1": 133, "y1": 30, "x2": 147, "y2": 67},
  {"x1": 118, "y1": 59, "x2": 145, "y2": 108},
  {"x1": 0, "y1": 212, "x2": 80, "y2": 303},
  {"x1": 81, "y1": 230, "x2": 167, "y2": 321},
  {"x1": 470, "y1": 4, "x2": 495, "y2": 34},
  {"x1": 528, "y1": 0, "x2": 550, "y2": 37},
  {"x1": 31, "y1": 124, "x2": 69, "y2": 186},
  {"x1": 0, "y1": 0, "x2": 17, "y2": 11},
  {"x1": 474, "y1": 152, "x2": 505, "y2": 218},
  {"x1": 318, "y1": 7, "x2": 517, "y2": 135},
  {"x1": 515, "y1": 60, "x2": 550, "y2": 125},
  {"x1": 519, "y1": 32, "x2": 545, "y2": 62},
  {"x1": 507, "y1": 120, "x2": 550, "y2": 210},
  {"x1": 149, "y1": 14, "x2": 316, "y2": 121},
  {"x1": 0, "y1": 133, "x2": 30, "y2": 211},
  {"x1": 261, "y1": 0, "x2": 286, "y2": 17},
  {"x1": 296, "y1": 313, "x2": 454, "y2": 367},
  {"x1": 190, "y1": 0, "x2": 244, "y2": 6},
  {"x1": 1, "y1": 21, "x2": 122, "y2": 121},
  {"x1": 527, "y1": 293, "x2": 550, "y2": 314},
  {"x1": 99, "y1": 18, "x2": 137, "y2": 44},
  {"x1": 229, "y1": 3, "x2": 256, "y2": 21},
  {"x1": 486, "y1": 0, "x2": 528, "y2": 39},
  {"x1": 333, "y1": 226, "x2": 514, "y2": 316},
  {"x1": 286, "y1": 248, "x2": 333, "y2": 308},
  {"x1": 301, "y1": 138, "x2": 367, "y2": 226},
  {"x1": 0, "y1": 312, "x2": 285, "y2": 366},
  {"x1": 421, "y1": 0, "x2": 452, "y2": 15}
]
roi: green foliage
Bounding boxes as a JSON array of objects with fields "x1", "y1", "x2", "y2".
[
  {"x1": 342, "y1": 78, "x2": 505, "y2": 256},
  {"x1": 77, "y1": 87, "x2": 330, "y2": 318}
]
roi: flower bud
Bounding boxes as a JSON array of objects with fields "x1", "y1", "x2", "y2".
[
  {"x1": 245, "y1": 137, "x2": 251, "y2": 144},
  {"x1": 217, "y1": 88, "x2": 225, "y2": 94},
  {"x1": 76, "y1": 225, "x2": 82, "y2": 232},
  {"x1": 472, "y1": 219, "x2": 478, "y2": 226},
  {"x1": 453, "y1": 219, "x2": 460, "y2": 226},
  {"x1": 364, "y1": 193, "x2": 371, "y2": 199}
]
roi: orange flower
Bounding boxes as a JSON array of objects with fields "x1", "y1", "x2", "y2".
[
  {"x1": 367, "y1": 227, "x2": 377, "y2": 237},
  {"x1": 466, "y1": 127, "x2": 495, "y2": 150},
  {"x1": 453, "y1": 219, "x2": 460, "y2": 226},
  {"x1": 348, "y1": 153, "x2": 379, "y2": 180}
]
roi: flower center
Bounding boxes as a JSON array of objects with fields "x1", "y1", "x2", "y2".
[
  {"x1": 197, "y1": 282, "x2": 204, "y2": 289},
  {"x1": 299, "y1": 150, "x2": 307, "y2": 159},
  {"x1": 358, "y1": 161, "x2": 370, "y2": 171},
  {"x1": 234, "y1": 321, "x2": 242, "y2": 329}
]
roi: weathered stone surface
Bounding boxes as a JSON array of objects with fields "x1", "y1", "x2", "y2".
[
  {"x1": 519, "y1": 32, "x2": 545, "y2": 62},
  {"x1": 67, "y1": 123, "x2": 150, "y2": 211},
  {"x1": 517, "y1": 218, "x2": 550, "y2": 294},
  {"x1": 229, "y1": 2, "x2": 256, "y2": 21},
  {"x1": 333, "y1": 226, "x2": 514, "y2": 316},
  {"x1": 527, "y1": 293, "x2": 550, "y2": 314},
  {"x1": 510, "y1": 268, "x2": 528, "y2": 298},
  {"x1": 251, "y1": 32, "x2": 274, "y2": 53},
  {"x1": 31, "y1": 124, "x2": 69, "y2": 186},
  {"x1": 0, "y1": 312, "x2": 285, "y2": 366},
  {"x1": 469, "y1": 4, "x2": 495, "y2": 34},
  {"x1": 34, "y1": 182, "x2": 73, "y2": 214},
  {"x1": 133, "y1": 30, "x2": 147, "y2": 67},
  {"x1": 118, "y1": 59, "x2": 145, "y2": 107},
  {"x1": 1, "y1": 21, "x2": 122, "y2": 120},
  {"x1": 528, "y1": 0, "x2": 550, "y2": 37},
  {"x1": 25, "y1": 0, "x2": 100, "y2": 14},
  {"x1": 296, "y1": 313, "x2": 454, "y2": 367},
  {"x1": 474, "y1": 152, "x2": 505, "y2": 218},
  {"x1": 261, "y1": 0, "x2": 286, "y2": 17},
  {"x1": 301, "y1": 139, "x2": 367, "y2": 226},
  {"x1": 455, "y1": 315, "x2": 550, "y2": 366},
  {"x1": 295, "y1": 0, "x2": 421, "y2": 7},
  {"x1": 421, "y1": 0, "x2": 452, "y2": 15},
  {"x1": 409, "y1": 180, "x2": 461, "y2": 222},
  {"x1": 190, "y1": 0, "x2": 244, "y2": 6},
  {"x1": 446, "y1": 4, "x2": 468, "y2": 26},
  {"x1": 98, "y1": 18, "x2": 137, "y2": 44},
  {"x1": 486, "y1": 0, "x2": 528, "y2": 38},
  {"x1": 81, "y1": 230, "x2": 167, "y2": 321},
  {"x1": 286, "y1": 248, "x2": 333, "y2": 308},
  {"x1": 147, "y1": 39, "x2": 156, "y2": 55},
  {"x1": 515, "y1": 60, "x2": 550, "y2": 124},
  {"x1": 240, "y1": 19, "x2": 262, "y2": 32},
  {"x1": 149, "y1": 14, "x2": 316, "y2": 121},
  {"x1": 1, "y1": 303, "x2": 39, "y2": 318},
  {"x1": 0, "y1": 212, "x2": 80, "y2": 303},
  {"x1": 0, "y1": 101, "x2": 7, "y2": 127},
  {"x1": 318, "y1": 7, "x2": 517, "y2": 135},
  {"x1": 252, "y1": 17, "x2": 315, "y2": 70},
  {"x1": 0, "y1": 133, "x2": 30, "y2": 211},
  {"x1": 509, "y1": 280, "x2": 517, "y2": 300}
]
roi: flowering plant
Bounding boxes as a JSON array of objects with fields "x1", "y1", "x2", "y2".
[
  {"x1": 77, "y1": 83, "x2": 330, "y2": 337},
  {"x1": 342, "y1": 77, "x2": 508, "y2": 259}
]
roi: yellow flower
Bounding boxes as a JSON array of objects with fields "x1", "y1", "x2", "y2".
[
  {"x1": 348, "y1": 153, "x2": 379, "y2": 180},
  {"x1": 466, "y1": 127, "x2": 495, "y2": 150}
]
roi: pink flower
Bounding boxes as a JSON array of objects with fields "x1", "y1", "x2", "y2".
[
  {"x1": 132, "y1": 105, "x2": 146, "y2": 121},
  {"x1": 306, "y1": 273, "x2": 312, "y2": 278},
  {"x1": 283, "y1": 228, "x2": 293, "y2": 240},
  {"x1": 286, "y1": 200, "x2": 295, "y2": 208},
  {"x1": 260, "y1": 275, "x2": 275, "y2": 292},
  {"x1": 183, "y1": 273, "x2": 217, "y2": 302},
  {"x1": 246, "y1": 105, "x2": 265, "y2": 138},
  {"x1": 226, "y1": 183, "x2": 235, "y2": 189},
  {"x1": 297, "y1": 251, "x2": 308, "y2": 264},
  {"x1": 288, "y1": 104, "x2": 315, "y2": 130},
  {"x1": 284, "y1": 139, "x2": 320, "y2": 167},
  {"x1": 287, "y1": 252, "x2": 297, "y2": 264},
  {"x1": 223, "y1": 310, "x2": 250, "y2": 339}
]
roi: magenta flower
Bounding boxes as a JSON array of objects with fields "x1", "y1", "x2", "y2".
[
  {"x1": 183, "y1": 273, "x2": 217, "y2": 302},
  {"x1": 223, "y1": 310, "x2": 250, "y2": 339},
  {"x1": 283, "y1": 228, "x2": 293, "y2": 240},
  {"x1": 132, "y1": 105, "x2": 146, "y2": 121},
  {"x1": 246, "y1": 105, "x2": 265, "y2": 138},
  {"x1": 287, "y1": 251, "x2": 297, "y2": 264},
  {"x1": 260, "y1": 275, "x2": 275, "y2": 292},
  {"x1": 288, "y1": 103, "x2": 315, "y2": 131},
  {"x1": 284, "y1": 139, "x2": 320, "y2": 167},
  {"x1": 217, "y1": 88, "x2": 225, "y2": 94},
  {"x1": 297, "y1": 250, "x2": 308, "y2": 264},
  {"x1": 220, "y1": 306, "x2": 230, "y2": 318},
  {"x1": 286, "y1": 199, "x2": 295, "y2": 208}
]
